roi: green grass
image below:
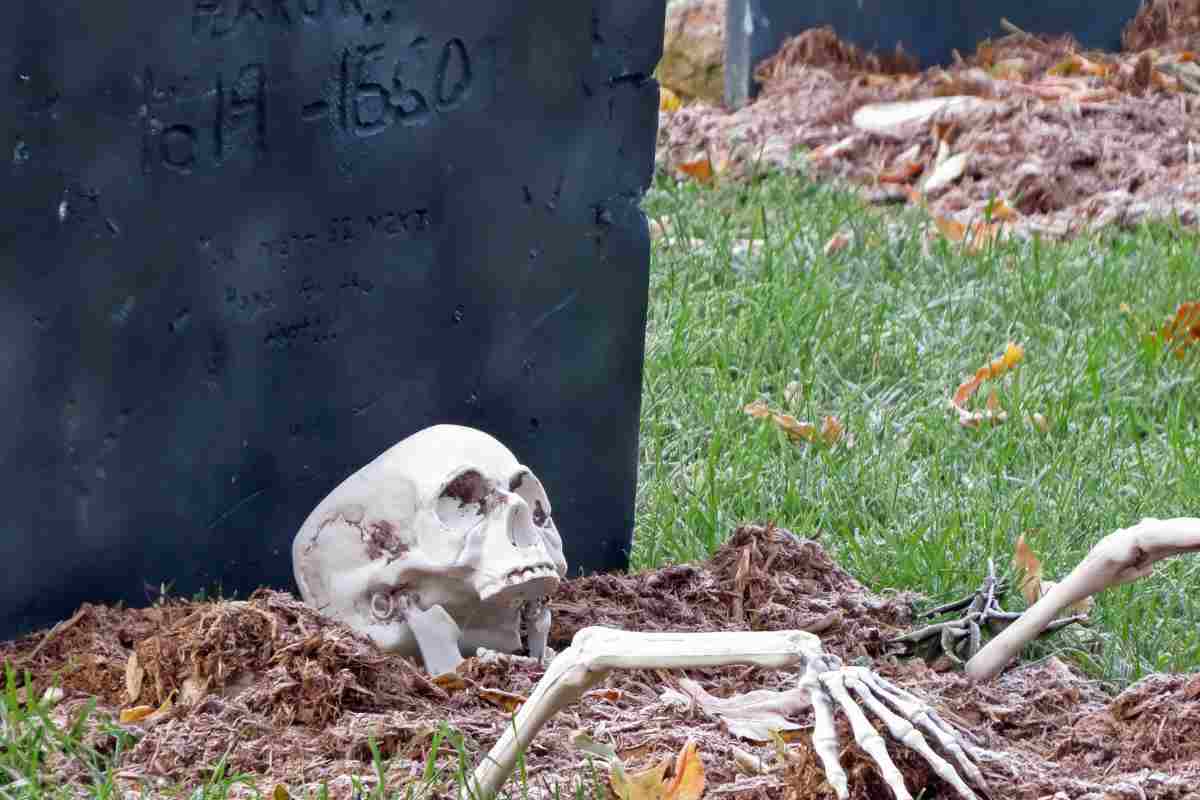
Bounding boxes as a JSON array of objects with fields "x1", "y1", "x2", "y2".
[
  {"x1": 4, "y1": 171, "x2": 1199, "y2": 797},
  {"x1": 635, "y1": 171, "x2": 1200, "y2": 684}
]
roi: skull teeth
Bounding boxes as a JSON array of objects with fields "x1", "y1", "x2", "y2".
[{"x1": 487, "y1": 563, "x2": 558, "y2": 589}]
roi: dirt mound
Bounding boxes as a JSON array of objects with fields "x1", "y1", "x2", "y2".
[
  {"x1": 2, "y1": 524, "x2": 1199, "y2": 798},
  {"x1": 1124, "y1": 0, "x2": 1200, "y2": 53},
  {"x1": 658, "y1": 26, "x2": 1200, "y2": 241},
  {"x1": 753, "y1": 27, "x2": 919, "y2": 85},
  {"x1": 552, "y1": 524, "x2": 915, "y2": 662}
]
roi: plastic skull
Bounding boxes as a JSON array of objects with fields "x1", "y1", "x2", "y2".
[{"x1": 292, "y1": 424, "x2": 568, "y2": 673}]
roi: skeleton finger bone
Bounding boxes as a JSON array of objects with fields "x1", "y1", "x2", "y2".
[
  {"x1": 842, "y1": 668, "x2": 980, "y2": 800},
  {"x1": 820, "y1": 670, "x2": 915, "y2": 800},
  {"x1": 966, "y1": 516, "x2": 1200, "y2": 682},
  {"x1": 466, "y1": 627, "x2": 982, "y2": 800}
]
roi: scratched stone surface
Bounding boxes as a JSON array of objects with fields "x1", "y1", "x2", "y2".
[
  {"x1": 0, "y1": 0, "x2": 665, "y2": 639},
  {"x1": 732, "y1": 0, "x2": 1139, "y2": 94}
]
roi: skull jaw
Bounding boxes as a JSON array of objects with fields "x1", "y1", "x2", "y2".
[{"x1": 460, "y1": 573, "x2": 560, "y2": 657}]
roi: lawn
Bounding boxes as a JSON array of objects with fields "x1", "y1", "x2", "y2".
[{"x1": 635, "y1": 170, "x2": 1200, "y2": 684}]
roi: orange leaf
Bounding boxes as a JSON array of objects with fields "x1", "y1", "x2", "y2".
[
  {"x1": 819, "y1": 415, "x2": 847, "y2": 446},
  {"x1": 477, "y1": 688, "x2": 527, "y2": 713},
  {"x1": 1013, "y1": 534, "x2": 1044, "y2": 606},
  {"x1": 744, "y1": 400, "x2": 850, "y2": 447},
  {"x1": 1013, "y1": 534, "x2": 1093, "y2": 615},
  {"x1": 949, "y1": 342, "x2": 1025, "y2": 427},
  {"x1": 985, "y1": 197, "x2": 1020, "y2": 222},
  {"x1": 663, "y1": 740, "x2": 706, "y2": 800},
  {"x1": 933, "y1": 215, "x2": 966, "y2": 243},
  {"x1": 585, "y1": 688, "x2": 625, "y2": 703},
  {"x1": 433, "y1": 672, "x2": 468, "y2": 691},
  {"x1": 611, "y1": 740, "x2": 705, "y2": 800},
  {"x1": 772, "y1": 413, "x2": 818, "y2": 444},
  {"x1": 878, "y1": 161, "x2": 924, "y2": 184},
  {"x1": 743, "y1": 399, "x2": 772, "y2": 420},
  {"x1": 676, "y1": 157, "x2": 713, "y2": 184},
  {"x1": 119, "y1": 705, "x2": 156, "y2": 724},
  {"x1": 1156, "y1": 301, "x2": 1200, "y2": 354},
  {"x1": 1048, "y1": 54, "x2": 1110, "y2": 78}
]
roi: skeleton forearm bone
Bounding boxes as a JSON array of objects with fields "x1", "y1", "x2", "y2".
[
  {"x1": 466, "y1": 627, "x2": 822, "y2": 800},
  {"x1": 965, "y1": 517, "x2": 1200, "y2": 683}
]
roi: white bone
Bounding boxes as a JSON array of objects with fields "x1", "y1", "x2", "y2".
[
  {"x1": 292, "y1": 425, "x2": 568, "y2": 669},
  {"x1": 842, "y1": 668, "x2": 979, "y2": 800},
  {"x1": 466, "y1": 627, "x2": 982, "y2": 800},
  {"x1": 856, "y1": 670, "x2": 985, "y2": 789},
  {"x1": 466, "y1": 627, "x2": 823, "y2": 800},
  {"x1": 799, "y1": 655, "x2": 849, "y2": 797},
  {"x1": 965, "y1": 517, "x2": 1200, "y2": 682},
  {"x1": 821, "y1": 670, "x2": 914, "y2": 799}
]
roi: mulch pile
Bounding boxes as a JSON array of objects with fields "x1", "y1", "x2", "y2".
[
  {"x1": 2, "y1": 523, "x2": 1199, "y2": 798},
  {"x1": 657, "y1": 1, "x2": 1200, "y2": 241}
]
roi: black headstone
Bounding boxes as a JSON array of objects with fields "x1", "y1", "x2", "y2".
[
  {"x1": 1, "y1": 0, "x2": 664, "y2": 640},
  {"x1": 725, "y1": 0, "x2": 1140, "y2": 107}
]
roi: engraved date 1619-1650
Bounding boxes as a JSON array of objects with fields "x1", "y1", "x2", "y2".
[{"x1": 143, "y1": 19, "x2": 496, "y2": 174}]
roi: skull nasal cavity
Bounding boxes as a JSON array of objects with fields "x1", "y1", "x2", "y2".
[{"x1": 508, "y1": 502, "x2": 540, "y2": 548}]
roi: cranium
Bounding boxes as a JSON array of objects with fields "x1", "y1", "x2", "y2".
[{"x1": 292, "y1": 424, "x2": 568, "y2": 674}]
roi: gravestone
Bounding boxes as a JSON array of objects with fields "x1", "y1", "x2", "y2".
[
  {"x1": 725, "y1": 0, "x2": 1141, "y2": 107},
  {"x1": 0, "y1": 0, "x2": 665, "y2": 640}
]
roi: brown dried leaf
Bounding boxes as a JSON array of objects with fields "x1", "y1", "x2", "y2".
[
  {"x1": 1013, "y1": 534, "x2": 1094, "y2": 615},
  {"x1": 819, "y1": 415, "x2": 847, "y2": 447},
  {"x1": 1155, "y1": 301, "x2": 1200, "y2": 356},
  {"x1": 119, "y1": 705, "x2": 156, "y2": 724},
  {"x1": 273, "y1": 786, "x2": 292, "y2": 800},
  {"x1": 477, "y1": 687, "x2": 527, "y2": 713},
  {"x1": 432, "y1": 672, "x2": 468, "y2": 692},
  {"x1": 878, "y1": 161, "x2": 924, "y2": 184},
  {"x1": 949, "y1": 342, "x2": 1026, "y2": 427},
  {"x1": 611, "y1": 739, "x2": 705, "y2": 800},
  {"x1": 676, "y1": 157, "x2": 713, "y2": 184},
  {"x1": 1013, "y1": 533, "x2": 1045, "y2": 607}
]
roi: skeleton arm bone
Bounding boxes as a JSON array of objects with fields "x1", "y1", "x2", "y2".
[
  {"x1": 466, "y1": 627, "x2": 982, "y2": 800},
  {"x1": 465, "y1": 627, "x2": 819, "y2": 800},
  {"x1": 965, "y1": 517, "x2": 1200, "y2": 683}
]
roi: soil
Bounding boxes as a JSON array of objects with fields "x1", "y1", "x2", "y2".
[
  {"x1": 656, "y1": 2, "x2": 1200, "y2": 241},
  {"x1": 3, "y1": 523, "x2": 1199, "y2": 798}
]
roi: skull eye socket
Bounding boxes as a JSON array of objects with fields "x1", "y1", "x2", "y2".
[
  {"x1": 509, "y1": 470, "x2": 552, "y2": 528},
  {"x1": 436, "y1": 469, "x2": 491, "y2": 531}
]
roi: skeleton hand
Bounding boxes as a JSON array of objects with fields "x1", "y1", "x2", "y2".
[
  {"x1": 800, "y1": 653, "x2": 983, "y2": 799},
  {"x1": 466, "y1": 627, "x2": 985, "y2": 800}
]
